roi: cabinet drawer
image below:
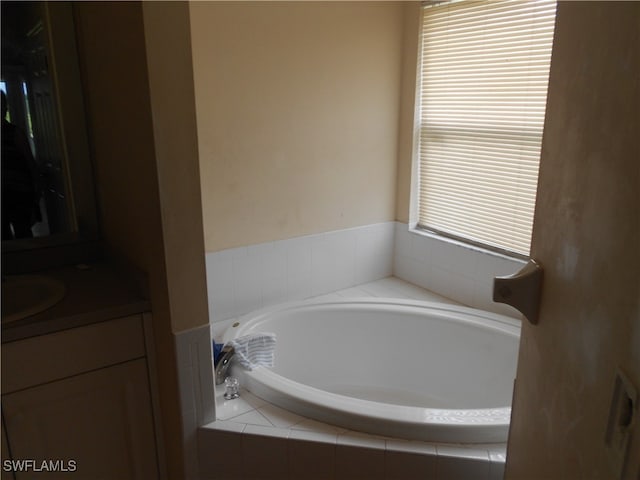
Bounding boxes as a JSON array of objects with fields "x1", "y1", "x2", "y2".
[{"x1": 1, "y1": 315, "x2": 146, "y2": 393}]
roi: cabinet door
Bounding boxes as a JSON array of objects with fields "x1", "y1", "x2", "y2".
[
  {"x1": 2, "y1": 359, "x2": 158, "y2": 480},
  {"x1": 1, "y1": 418, "x2": 13, "y2": 480}
]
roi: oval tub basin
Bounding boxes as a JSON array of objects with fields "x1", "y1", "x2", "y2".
[{"x1": 223, "y1": 298, "x2": 520, "y2": 443}]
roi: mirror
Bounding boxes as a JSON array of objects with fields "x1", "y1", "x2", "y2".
[{"x1": 1, "y1": 1, "x2": 97, "y2": 248}]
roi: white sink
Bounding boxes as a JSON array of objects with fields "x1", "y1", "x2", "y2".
[{"x1": 1, "y1": 275, "x2": 66, "y2": 324}]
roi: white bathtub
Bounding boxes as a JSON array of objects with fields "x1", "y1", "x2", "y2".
[{"x1": 222, "y1": 298, "x2": 520, "y2": 443}]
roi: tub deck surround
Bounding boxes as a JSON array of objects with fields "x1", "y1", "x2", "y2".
[
  {"x1": 202, "y1": 277, "x2": 514, "y2": 480},
  {"x1": 199, "y1": 387, "x2": 506, "y2": 480}
]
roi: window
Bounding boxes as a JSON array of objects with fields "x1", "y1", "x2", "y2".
[{"x1": 415, "y1": 0, "x2": 557, "y2": 256}]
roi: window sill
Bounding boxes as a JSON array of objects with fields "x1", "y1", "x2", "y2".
[{"x1": 407, "y1": 225, "x2": 530, "y2": 263}]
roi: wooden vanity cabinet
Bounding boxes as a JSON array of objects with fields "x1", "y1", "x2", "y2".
[{"x1": 1, "y1": 314, "x2": 160, "y2": 479}]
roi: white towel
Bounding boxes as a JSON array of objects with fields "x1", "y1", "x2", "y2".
[{"x1": 228, "y1": 332, "x2": 277, "y2": 370}]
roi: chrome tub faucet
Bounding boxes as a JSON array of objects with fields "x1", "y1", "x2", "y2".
[{"x1": 215, "y1": 344, "x2": 235, "y2": 385}]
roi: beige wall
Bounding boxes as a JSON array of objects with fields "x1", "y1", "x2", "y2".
[
  {"x1": 76, "y1": 0, "x2": 209, "y2": 332},
  {"x1": 76, "y1": 2, "x2": 210, "y2": 478},
  {"x1": 395, "y1": 2, "x2": 420, "y2": 224},
  {"x1": 75, "y1": 1, "x2": 208, "y2": 330},
  {"x1": 190, "y1": 1, "x2": 404, "y2": 252},
  {"x1": 75, "y1": 2, "x2": 163, "y2": 270},
  {"x1": 142, "y1": 1, "x2": 210, "y2": 334},
  {"x1": 506, "y1": 2, "x2": 640, "y2": 478}
]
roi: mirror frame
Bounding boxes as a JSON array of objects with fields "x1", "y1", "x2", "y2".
[{"x1": 1, "y1": 1, "x2": 99, "y2": 254}]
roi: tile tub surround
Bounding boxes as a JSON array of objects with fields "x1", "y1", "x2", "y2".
[
  {"x1": 393, "y1": 223, "x2": 527, "y2": 318},
  {"x1": 175, "y1": 324, "x2": 216, "y2": 480},
  {"x1": 205, "y1": 221, "x2": 527, "y2": 325},
  {"x1": 203, "y1": 278, "x2": 512, "y2": 480},
  {"x1": 205, "y1": 222, "x2": 395, "y2": 323}
]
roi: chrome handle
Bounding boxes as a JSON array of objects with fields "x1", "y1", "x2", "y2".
[{"x1": 215, "y1": 345, "x2": 235, "y2": 385}]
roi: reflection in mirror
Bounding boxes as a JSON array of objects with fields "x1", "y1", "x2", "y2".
[{"x1": 1, "y1": 1, "x2": 97, "y2": 246}]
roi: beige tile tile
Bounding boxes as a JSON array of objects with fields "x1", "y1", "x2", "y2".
[
  {"x1": 198, "y1": 428, "x2": 242, "y2": 477},
  {"x1": 258, "y1": 403, "x2": 306, "y2": 428},
  {"x1": 359, "y1": 277, "x2": 409, "y2": 298},
  {"x1": 335, "y1": 445, "x2": 385, "y2": 480},
  {"x1": 203, "y1": 419, "x2": 246, "y2": 434},
  {"x1": 436, "y1": 455, "x2": 490, "y2": 480},
  {"x1": 337, "y1": 431, "x2": 387, "y2": 450},
  {"x1": 335, "y1": 286, "x2": 373, "y2": 298},
  {"x1": 289, "y1": 438, "x2": 336, "y2": 480},
  {"x1": 239, "y1": 388, "x2": 270, "y2": 409},
  {"x1": 242, "y1": 432, "x2": 289, "y2": 479},
  {"x1": 437, "y1": 444, "x2": 489, "y2": 460},
  {"x1": 385, "y1": 439, "x2": 437, "y2": 455},
  {"x1": 385, "y1": 450, "x2": 437, "y2": 480},
  {"x1": 232, "y1": 409, "x2": 273, "y2": 427},
  {"x1": 436, "y1": 445, "x2": 490, "y2": 480},
  {"x1": 291, "y1": 417, "x2": 347, "y2": 435},
  {"x1": 216, "y1": 392, "x2": 255, "y2": 420},
  {"x1": 289, "y1": 428, "x2": 338, "y2": 445},
  {"x1": 244, "y1": 424, "x2": 290, "y2": 439}
]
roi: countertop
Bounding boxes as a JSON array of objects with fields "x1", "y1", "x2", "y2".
[{"x1": 2, "y1": 261, "x2": 151, "y2": 343}]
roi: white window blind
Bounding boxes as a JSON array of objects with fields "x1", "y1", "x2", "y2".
[{"x1": 417, "y1": 0, "x2": 557, "y2": 255}]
